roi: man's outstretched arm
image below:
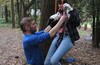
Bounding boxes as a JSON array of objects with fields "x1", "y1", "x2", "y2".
[{"x1": 48, "y1": 12, "x2": 67, "y2": 38}]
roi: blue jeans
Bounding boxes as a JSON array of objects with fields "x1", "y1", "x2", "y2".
[{"x1": 44, "y1": 34, "x2": 73, "y2": 65}]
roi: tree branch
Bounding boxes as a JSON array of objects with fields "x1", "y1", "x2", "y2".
[{"x1": 25, "y1": 0, "x2": 35, "y2": 11}]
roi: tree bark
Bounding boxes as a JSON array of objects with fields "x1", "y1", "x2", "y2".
[
  {"x1": 34, "y1": 0, "x2": 37, "y2": 21},
  {"x1": 93, "y1": 0, "x2": 100, "y2": 48},
  {"x1": 16, "y1": 0, "x2": 20, "y2": 25},
  {"x1": 11, "y1": 0, "x2": 15, "y2": 28},
  {"x1": 92, "y1": 0, "x2": 96, "y2": 47},
  {"x1": 95, "y1": 0, "x2": 100, "y2": 48},
  {"x1": 40, "y1": 0, "x2": 55, "y2": 58},
  {"x1": 40, "y1": 0, "x2": 55, "y2": 29},
  {"x1": 4, "y1": 5, "x2": 8, "y2": 23}
]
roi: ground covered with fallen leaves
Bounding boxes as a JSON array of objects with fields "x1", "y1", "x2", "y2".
[{"x1": 0, "y1": 26, "x2": 100, "y2": 65}]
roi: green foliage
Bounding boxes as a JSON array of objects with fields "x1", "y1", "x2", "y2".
[
  {"x1": 0, "y1": 17, "x2": 5, "y2": 23},
  {"x1": 0, "y1": 16, "x2": 11, "y2": 27},
  {"x1": 70, "y1": 0, "x2": 93, "y2": 18}
]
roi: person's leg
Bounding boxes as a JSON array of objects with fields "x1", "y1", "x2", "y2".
[
  {"x1": 44, "y1": 34, "x2": 59, "y2": 65},
  {"x1": 50, "y1": 35, "x2": 73, "y2": 65}
]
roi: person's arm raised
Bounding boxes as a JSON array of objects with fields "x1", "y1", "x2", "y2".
[
  {"x1": 49, "y1": 12, "x2": 67, "y2": 38},
  {"x1": 44, "y1": 12, "x2": 61, "y2": 33},
  {"x1": 44, "y1": 25, "x2": 52, "y2": 32}
]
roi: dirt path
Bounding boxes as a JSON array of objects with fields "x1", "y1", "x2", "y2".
[
  {"x1": 63, "y1": 30, "x2": 100, "y2": 65},
  {"x1": 0, "y1": 27, "x2": 100, "y2": 65},
  {"x1": 0, "y1": 27, "x2": 25, "y2": 65}
]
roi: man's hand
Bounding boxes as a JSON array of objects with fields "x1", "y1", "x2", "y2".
[
  {"x1": 63, "y1": 3, "x2": 73, "y2": 12},
  {"x1": 47, "y1": 18, "x2": 59, "y2": 28},
  {"x1": 48, "y1": 11, "x2": 68, "y2": 38},
  {"x1": 63, "y1": 3, "x2": 73, "y2": 19},
  {"x1": 47, "y1": 13, "x2": 61, "y2": 28},
  {"x1": 50, "y1": 12, "x2": 61, "y2": 21},
  {"x1": 61, "y1": 11, "x2": 68, "y2": 21}
]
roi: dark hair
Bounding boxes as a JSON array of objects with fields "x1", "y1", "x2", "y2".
[{"x1": 20, "y1": 17, "x2": 34, "y2": 33}]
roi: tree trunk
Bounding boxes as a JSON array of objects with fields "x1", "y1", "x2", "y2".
[
  {"x1": 95, "y1": 0, "x2": 100, "y2": 48},
  {"x1": 93, "y1": 0, "x2": 100, "y2": 48},
  {"x1": 92, "y1": 0, "x2": 96, "y2": 47},
  {"x1": 20, "y1": 0, "x2": 26, "y2": 19},
  {"x1": 34, "y1": 0, "x2": 37, "y2": 21},
  {"x1": 16, "y1": 0, "x2": 20, "y2": 25},
  {"x1": 4, "y1": 5, "x2": 8, "y2": 23},
  {"x1": 11, "y1": 0, "x2": 15, "y2": 28},
  {"x1": 40, "y1": 0, "x2": 55, "y2": 29},
  {"x1": 40, "y1": 0, "x2": 55, "y2": 58}
]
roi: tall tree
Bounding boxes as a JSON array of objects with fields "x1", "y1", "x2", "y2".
[
  {"x1": 4, "y1": 5, "x2": 8, "y2": 23},
  {"x1": 93, "y1": 0, "x2": 100, "y2": 48},
  {"x1": 40, "y1": 0, "x2": 55, "y2": 57},
  {"x1": 11, "y1": 0, "x2": 15, "y2": 28},
  {"x1": 16, "y1": 0, "x2": 20, "y2": 25},
  {"x1": 92, "y1": 0, "x2": 96, "y2": 47}
]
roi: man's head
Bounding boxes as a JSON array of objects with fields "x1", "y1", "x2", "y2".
[{"x1": 20, "y1": 17, "x2": 37, "y2": 34}]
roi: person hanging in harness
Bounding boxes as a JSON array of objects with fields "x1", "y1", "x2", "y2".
[
  {"x1": 44, "y1": 0, "x2": 80, "y2": 65},
  {"x1": 20, "y1": 12, "x2": 68, "y2": 65}
]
